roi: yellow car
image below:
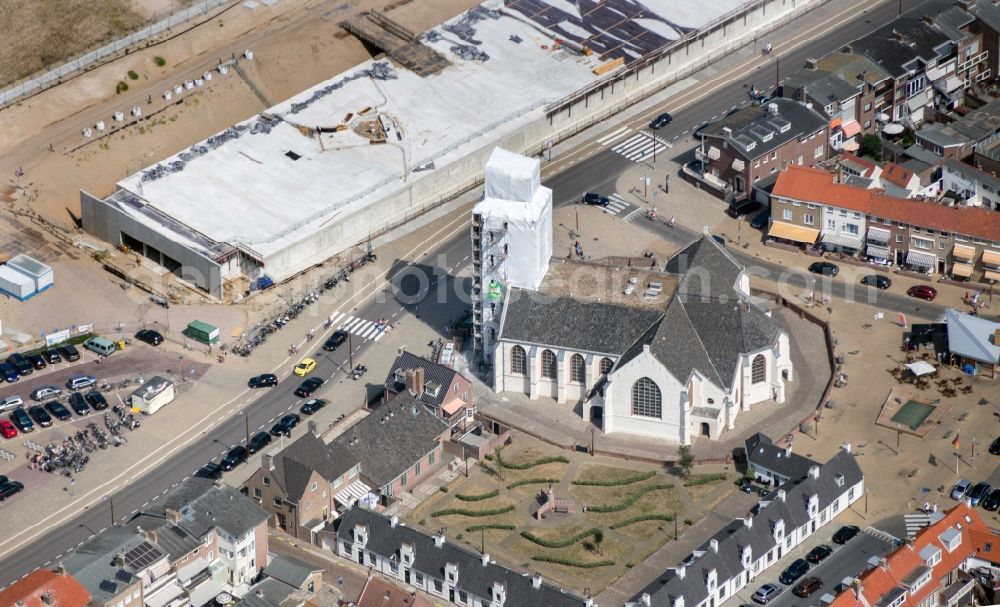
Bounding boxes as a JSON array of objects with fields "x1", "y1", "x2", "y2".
[{"x1": 293, "y1": 358, "x2": 317, "y2": 377}]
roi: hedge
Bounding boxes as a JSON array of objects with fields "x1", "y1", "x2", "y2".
[
  {"x1": 455, "y1": 489, "x2": 500, "y2": 502},
  {"x1": 507, "y1": 478, "x2": 560, "y2": 489},
  {"x1": 496, "y1": 453, "x2": 569, "y2": 470},
  {"x1": 531, "y1": 555, "x2": 615, "y2": 568},
  {"x1": 572, "y1": 470, "x2": 657, "y2": 487},
  {"x1": 432, "y1": 505, "x2": 516, "y2": 518},
  {"x1": 466, "y1": 523, "x2": 516, "y2": 532},
  {"x1": 684, "y1": 473, "x2": 728, "y2": 487},
  {"x1": 521, "y1": 528, "x2": 601, "y2": 549},
  {"x1": 610, "y1": 514, "x2": 675, "y2": 529},
  {"x1": 586, "y1": 483, "x2": 674, "y2": 513}
]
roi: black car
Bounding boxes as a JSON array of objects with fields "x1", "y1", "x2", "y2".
[
  {"x1": 68, "y1": 392, "x2": 90, "y2": 416},
  {"x1": 0, "y1": 481, "x2": 24, "y2": 501},
  {"x1": 989, "y1": 436, "x2": 1000, "y2": 455},
  {"x1": 727, "y1": 199, "x2": 761, "y2": 218},
  {"x1": 739, "y1": 480, "x2": 756, "y2": 494},
  {"x1": 57, "y1": 344, "x2": 80, "y2": 362},
  {"x1": 779, "y1": 558, "x2": 810, "y2": 585},
  {"x1": 712, "y1": 235, "x2": 727, "y2": 247},
  {"x1": 248, "y1": 373, "x2": 279, "y2": 388},
  {"x1": 84, "y1": 391, "x2": 109, "y2": 411},
  {"x1": 295, "y1": 377, "x2": 324, "y2": 398},
  {"x1": 27, "y1": 405, "x2": 53, "y2": 428},
  {"x1": 323, "y1": 331, "x2": 349, "y2": 352},
  {"x1": 861, "y1": 274, "x2": 892, "y2": 289},
  {"x1": 9, "y1": 408, "x2": 33, "y2": 433},
  {"x1": 7, "y1": 354, "x2": 33, "y2": 377},
  {"x1": 195, "y1": 462, "x2": 223, "y2": 480},
  {"x1": 270, "y1": 413, "x2": 301, "y2": 437},
  {"x1": 220, "y1": 445, "x2": 249, "y2": 471},
  {"x1": 832, "y1": 525, "x2": 861, "y2": 544},
  {"x1": 581, "y1": 192, "x2": 610, "y2": 207},
  {"x1": 42, "y1": 349, "x2": 62, "y2": 365},
  {"x1": 300, "y1": 399, "x2": 327, "y2": 415},
  {"x1": 650, "y1": 112, "x2": 673, "y2": 129},
  {"x1": 45, "y1": 401, "x2": 72, "y2": 421},
  {"x1": 750, "y1": 209, "x2": 770, "y2": 230},
  {"x1": 806, "y1": 544, "x2": 833, "y2": 564},
  {"x1": 0, "y1": 362, "x2": 18, "y2": 383},
  {"x1": 808, "y1": 261, "x2": 839, "y2": 277},
  {"x1": 135, "y1": 329, "x2": 164, "y2": 346},
  {"x1": 26, "y1": 353, "x2": 47, "y2": 370},
  {"x1": 248, "y1": 431, "x2": 272, "y2": 454},
  {"x1": 983, "y1": 488, "x2": 1000, "y2": 511}
]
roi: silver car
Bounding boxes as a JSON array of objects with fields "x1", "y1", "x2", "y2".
[{"x1": 951, "y1": 479, "x2": 972, "y2": 500}]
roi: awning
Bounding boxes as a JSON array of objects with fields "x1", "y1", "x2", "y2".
[
  {"x1": 830, "y1": 116, "x2": 842, "y2": 130},
  {"x1": 985, "y1": 270, "x2": 1000, "y2": 282},
  {"x1": 144, "y1": 580, "x2": 185, "y2": 607},
  {"x1": 906, "y1": 361, "x2": 937, "y2": 377},
  {"x1": 768, "y1": 221, "x2": 819, "y2": 244},
  {"x1": 707, "y1": 146, "x2": 721, "y2": 160},
  {"x1": 982, "y1": 249, "x2": 1000, "y2": 267},
  {"x1": 841, "y1": 120, "x2": 862, "y2": 138},
  {"x1": 821, "y1": 231, "x2": 864, "y2": 251},
  {"x1": 906, "y1": 250, "x2": 937, "y2": 268},
  {"x1": 841, "y1": 139, "x2": 860, "y2": 152},
  {"x1": 867, "y1": 227, "x2": 891, "y2": 244},
  {"x1": 732, "y1": 158, "x2": 745, "y2": 171},
  {"x1": 943, "y1": 76, "x2": 964, "y2": 93},
  {"x1": 907, "y1": 91, "x2": 927, "y2": 112},
  {"x1": 952, "y1": 263, "x2": 974, "y2": 278},
  {"x1": 866, "y1": 245, "x2": 890, "y2": 260},
  {"x1": 334, "y1": 479, "x2": 373, "y2": 509},
  {"x1": 953, "y1": 244, "x2": 975, "y2": 262}
]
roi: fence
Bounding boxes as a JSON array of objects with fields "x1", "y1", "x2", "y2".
[{"x1": 0, "y1": 0, "x2": 236, "y2": 108}]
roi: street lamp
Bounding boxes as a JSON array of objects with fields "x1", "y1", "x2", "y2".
[{"x1": 106, "y1": 495, "x2": 116, "y2": 526}]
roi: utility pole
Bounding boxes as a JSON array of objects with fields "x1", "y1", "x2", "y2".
[
  {"x1": 245, "y1": 414, "x2": 251, "y2": 449},
  {"x1": 348, "y1": 333, "x2": 354, "y2": 370},
  {"x1": 108, "y1": 496, "x2": 116, "y2": 526},
  {"x1": 651, "y1": 129, "x2": 657, "y2": 163}
]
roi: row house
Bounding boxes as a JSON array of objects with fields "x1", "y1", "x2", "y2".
[
  {"x1": 335, "y1": 507, "x2": 591, "y2": 607},
  {"x1": 696, "y1": 98, "x2": 829, "y2": 201},
  {"x1": 627, "y1": 444, "x2": 864, "y2": 607},
  {"x1": 916, "y1": 100, "x2": 1000, "y2": 161},
  {"x1": 941, "y1": 158, "x2": 1000, "y2": 209},
  {"x1": 744, "y1": 433, "x2": 820, "y2": 487},
  {"x1": 783, "y1": 66, "x2": 864, "y2": 152},
  {"x1": 769, "y1": 166, "x2": 1000, "y2": 282},
  {"x1": 382, "y1": 350, "x2": 474, "y2": 425},
  {"x1": 0, "y1": 570, "x2": 92, "y2": 607},
  {"x1": 970, "y1": 0, "x2": 1000, "y2": 84},
  {"x1": 827, "y1": 503, "x2": 1000, "y2": 607}
]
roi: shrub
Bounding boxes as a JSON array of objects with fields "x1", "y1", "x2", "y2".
[
  {"x1": 573, "y1": 470, "x2": 656, "y2": 486},
  {"x1": 496, "y1": 453, "x2": 568, "y2": 470},
  {"x1": 586, "y1": 483, "x2": 674, "y2": 513},
  {"x1": 116, "y1": 81, "x2": 129, "y2": 94},
  {"x1": 455, "y1": 490, "x2": 500, "y2": 502},
  {"x1": 127, "y1": 70, "x2": 139, "y2": 80},
  {"x1": 521, "y1": 528, "x2": 601, "y2": 549},
  {"x1": 418, "y1": 519, "x2": 426, "y2": 525},
  {"x1": 439, "y1": 486, "x2": 449, "y2": 493},
  {"x1": 684, "y1": 473, "x2": 727, "y2": 487},
  {"x1": 507, "y1": 478, "x2": 560, "y2": 489},
  {"x1": 466, "y1": 524, "x2": 516, "y2": 532},
  {"x1": 153, "y1": 56, "x2": 166, "y2": 67},
  {"x1": 531, "y1": 555, "x2": 615, "y2": 568},
  {"x1": 684, "y1": 518, "x2": 694, "y2": 526},
  {"x1": 432, "y1": 505, "x2": 516, "y2": 518},
  {"x1": 610, "y1": 513, "x2": 674, "y2": 529},
  {"x1": 456, "y1": 533, "x2": 463, "y2": 541}
]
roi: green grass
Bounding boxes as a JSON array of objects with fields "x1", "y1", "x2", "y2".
[
  {"x1": 431, "y1": 505, "x2": 516, "y2": 518},
  {"x1": 531, "y1": 555, "x2": 615, "y2": 568},
  {"x1": 573, "y1": 470, "x2": 656, "y2": 486},
  {"x1": 455, "y1": 489, "x2": 500, "y2": 502},
  {"x1": 610, "y1": 514, "x2": 674, "y2": 529},
  {"x1": 521, "y1": 528, "x2": 602, "y2": 549},
  {"x1": 466, "y1": 523, "x2": 515, "y2": 532},
  {"x1": 683, "y1": 473, "x2": 728, "y2": 487},
  {"x1": 507, "y1": 478, "x2": 560, "y2": 489},
  {"x1": 585, "y1": 483, "x2": 674, "y2": 513}
]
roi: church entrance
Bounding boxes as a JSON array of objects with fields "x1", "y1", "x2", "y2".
[{"x1": 700, "y1": 422, "x2": 710, "y2": 437}]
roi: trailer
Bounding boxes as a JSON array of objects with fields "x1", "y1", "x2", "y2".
[
  {"x1": 131, "y1": 376, "x2": 175, "y2": 415},
  {"x1": 6, "y1": 254, "x2": 53, "y2": 293},
  {"x1": 0, "y1": 265, "x2": 36, "y2": 301}
]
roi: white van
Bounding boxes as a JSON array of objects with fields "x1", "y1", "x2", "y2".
[
  {"x1": 0, "y1": 395, "x2": 23, "y2": 413},
  {"x1": 84, "y1": 336, "x2": 117, "y2": 357}
]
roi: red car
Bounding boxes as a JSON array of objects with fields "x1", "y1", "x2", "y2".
[
  {"x1": 907, "y1": 285, "x2": 937, "y2": 301},
  {"x1": 0, "y1": 419, "x2": 17, "y2": 439}
]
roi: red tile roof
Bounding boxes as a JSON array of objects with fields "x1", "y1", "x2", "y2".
[
  {"x1": 0, "y1": 570, "x2": 91, "y2": 607},
  {"x1": 840, "y1": 152, "x2": 878, "y2": 177},
  {"x1": 356, "y1": 575, "x2": 433, "y2": 607},
  {"x1": 881, "y1": 162, "x2": 916, "y2": 188},
  {"x1": 773, "y1": 166, "x2": 1000, "y2": 242}
]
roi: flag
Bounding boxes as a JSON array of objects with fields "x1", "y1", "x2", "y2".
[{"x1": 952, "y1": 434, "x2": 960, "y2": 449}]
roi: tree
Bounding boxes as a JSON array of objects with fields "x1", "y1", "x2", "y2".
[
  {"x1": 858, "y1": 134, "x2": 882, "y2": 161},
  {"x1": 492, "y1": 445, "x2": 504, "y2": 481},
  {"x1": 592, "y1": 529, "x2": 604, "y2": 555},
  {"x1": 676, "y1": 445, "x2": 695, "y2": 478}
]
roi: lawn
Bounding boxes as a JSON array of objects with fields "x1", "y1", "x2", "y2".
[{"x1": 683, "y1": 471, "x2": 732, "y2": 502}]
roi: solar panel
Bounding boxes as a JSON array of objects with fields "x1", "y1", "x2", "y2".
[
  {"x1": 116, "y1": 569, "x2": 134, "y2": 583},
  {"x1": 170, "y1": 525, "x2": 188, "y2": 538},
  {"x1": 123, "y1": 541, "x2": 164, "y2": 569},
  {"x1": 99, "y1": 580, "x2": 118, "y2": 594}
]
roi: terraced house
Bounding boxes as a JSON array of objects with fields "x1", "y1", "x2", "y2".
[{"x1": 627, "y1": 444, "x2": 864, "y2": 607}]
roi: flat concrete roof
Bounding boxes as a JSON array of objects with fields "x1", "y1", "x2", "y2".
[
  {"x1": 116, "y1": 7, "x2": 601, "y2": 261},
  {"x1": 538, "y1": 258, "x2": 678, "y2": 310}
]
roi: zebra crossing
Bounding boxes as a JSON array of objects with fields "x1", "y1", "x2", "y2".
[
  {"x1": 600, "y1": 194, "x2": 629, "y2": 216},
  {"x1": 610, "y1": 132, "x2": 672, "y2": 163},
  {"x1": 326, "y1": 311, "x2": 389, "y2": 342}
]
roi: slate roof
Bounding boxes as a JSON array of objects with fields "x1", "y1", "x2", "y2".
[
  {"x1": 334, "y1": 394, "x2": 449, "y2": 488},
  {"x1": 701, "y1": 98, "x2": 827, "y2": 160},
  {"x1": 263, "y1": 555, "x2": 321, "y2": 589},
  {"x1": 271, "y1": 432, "x2": 358, "y2": 502},
  {"x1": 852, "y1": 13, "x2": 953, "y2": 78},
  {"x1": 0, "y1": 570, "x2": 91, "y2": 607},
  {"x1": 970, "y1": 0, "x2": 1000, "y2": 33},
  {"x1": 240, "y1": 577, "x2": 301, "y2": 607},
  {"x1": 337, "y1": 508, "x2": 588, "y2": 606},
  {"x1": 784, "y1": 70, "x2": 860, "y2": 111},
  {"x1": 815, "y1": 51, "x2": 890, "y2": 87},
  {"x1": 902, "y1": 144, "x2": 943, "y2": 166},
  {"x1": 499, "y1": 287, "x2": 664, "y2": 354},
  {"x1": 145, "y1": 477, "x2": 269, "y2": 539},
  {"x1": 632, "y1": 448, "x2": 863, "y2": 607},
  {"x1": 123, "y1": 514, "x2": 201, "y2": 561},
  {"x1": 665, "y1": 236, "x2": 745, "y2": 298},
  {"x1": 384, "y1": 350, "x2": 462, "y2": 410},
  {"x1": 60, "y1": 527, "x2": 147, "y2": 603},
  {"x1": 745, "y1": 433, "x2": 819, "y2": 480}
]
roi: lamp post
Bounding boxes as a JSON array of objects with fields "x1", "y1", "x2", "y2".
[
  {"x1": 244, "y1": 412, "x2": 251, "y2": 450},
  {"x1": 106, "y1": 495, "x2": 116, "y2": 526}
]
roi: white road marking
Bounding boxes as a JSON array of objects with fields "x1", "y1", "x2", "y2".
[{"x1": 596, "y1": 125, "x2": 632, "y2": 145}]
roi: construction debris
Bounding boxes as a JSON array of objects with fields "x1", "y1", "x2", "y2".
[{"x1": 451, "y1": 45, "x2": 490, "y2": 62}]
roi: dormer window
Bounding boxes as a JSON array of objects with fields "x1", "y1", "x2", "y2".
[
  {"x1": 762, "y1": 133, "x2": 773, "y2": 142},
  {"x1": 745, "y1": 142, "x2": 756, "y2": 152},
  {"x1": 779, "y1": 124, "x2": 791, "y2": 133},
  {"x1": 939, "y1": 528, "x2": 961, "y2": 552}
]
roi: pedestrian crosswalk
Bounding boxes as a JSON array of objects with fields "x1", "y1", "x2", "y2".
[
  {"x1": 611, "y1": 132, "x2": 672, "y2": 163},
  {"x1": 600, "y1": 194, "x2": 629, "y2": 215},
  {"x1": 326, "y1": 311, "x2": 389, "y2": 342}
]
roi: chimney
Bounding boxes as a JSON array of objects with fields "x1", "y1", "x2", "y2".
[
  {"x1": 165, "y1": 508, "x2": 181, "y2": 523},
  {"x1": 405, "y1": 369, "x2": 419, "y2": 396},
  {"x1": 777, "y1": 489, "x2": 787, "y2": 502},
  {"x1": 710, "y1": 538, "x2": 719, "y2": 553},
  {"x1": 808, "y1": 464, "x2": 820, "y2": 479},
  {"x1": 390, "y1": 515, "x2": 399, "y2": 528},
  {"x1": 308, "y1": 420, "x2": 319, "y2": 437},
  {"x1": 922, "y1": 14, "x2": 934, "y2": 26},
  {"x1": 40, "y1": 593, "x2": 55, "y2": 607},
  {"x1": 768, "y1": 102, "x2": 779, "y2": 115},
  {"x1": 482, "y1": 553, "x2": 490, "y2": 566},
  {"x1": 805, "y1": 58, "x2": 818, "y2": 70},
  {"x1": 641, "y1": 594, "x2": 653, "y2": 606},
  {"x1": 55, "y1": 564, "x2": 67, "y2": 575},
  {"x1": 841, "y1": 442, "x2": 851, "y2": 454},
  {"x1": 851, "y1": 578, "x2": 862, "y2": 599},
  {"x1": 143, "y1": 528, "x2": 158, "y2": 544},
  {"x1": 722, "y1": 126, "x2": 733, "y2": 136},
  {"x1": 744, "y1": 515, "x2": 753, "y2": 529},
  {"x1": 434, "y1": 532, "x2": 446, "y2": 548},
  {"x1": 262, "y1": 453, "x2": 275, "y2": 472},
  {"x1": 676, "y1": 564, "x2": 686, "y2": 579},
  {"x1": 784, "y1": 444, "x2": 792, "y2": 457},
  {"x1": 891, "y1": 30, "x2": 905, "y2": 42},
  {"x1": 841, "y1": 44, "x2": 852, "y2": 54},
  {"x1": 532, "y1": 574, "x2": 542, "y2": 589}
]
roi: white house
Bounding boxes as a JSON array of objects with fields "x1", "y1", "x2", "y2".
[{"x1": 941, "y1": 158, "x2": 1000, "y2": 210}]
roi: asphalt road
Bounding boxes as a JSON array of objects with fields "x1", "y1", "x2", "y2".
[{"x1": 0, "y1": 0, "x2": 951, "y2": 589}]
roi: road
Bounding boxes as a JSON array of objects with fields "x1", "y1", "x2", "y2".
[{"x1": 0, "y1": 0, "x2": 948, "y2": 589}]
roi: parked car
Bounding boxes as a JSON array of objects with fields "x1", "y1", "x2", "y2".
[
  {"x1": 295, "y1": 377, "x2": 324, "y2": 398},
  {"x1": 907, "y1": 285, "x2": 937, "y2": 301},
  {"x1": 84, "y1": 391, "x2": 109, "y2": 411},
  {"x1": 68, "y1": 392, "x2": 90, "y2": 416},
  {"x1": 792, "y1": 577, "x2": 823, "y2": 598},
  {"x1": 293, "y1": 358, "x2": 317, "y2": 377},
  {"x1": 26, "y1": 353, "x2": 47, "y2": 370},
  {"x1": 270, "y1": 414, "x2": 301, "y2": 437},
  {"x1": 30, "y1": 386, "x2": 62, "y2": 401},
  {"x1": 983, "y1": 488, "x2": 1000, "y2": 511},
  {"x1": 806, "y1": 544, "x2": 833, "y2": 564},
  {"x1": 581, "y1": 192, "x2": 610, "y2": 207},
  {"x1": 0, "y1": 363, "x2": 18, "y2": 383},
  {"x1": 66, "y1": 374, "x2": 97, "y2": 390},
  {"x1": 969, "y1": 482, "x2": 993, "y2": 507},
  {"x1": 134, "y1": 329, "x2": 164, "y2": 346},
  {"x1": 650, "y1": 112, "x2": 673, "y2": 129},
  {"x1": 0, "y1": 481, "x2": 24, "y2": 501},
  {"x1": 323, "y1": 331, "x2": 349, "y2": 352},
  {"x1": 832, "y1": 525, "x2": 861, "y2": 544},
  {"x1": 712, "y1": 235, "x2": 727, "y2": 247},
  {"x1": 248, "y1": 373, "x2": 278, "y2": 388},
  {"x1": 7, "y1": 354, "x2": 33, "y2": 376},
  {"x1": 300, "y1": 399, "x2": 327, "y2": 415},
  {"x1": 727, "y1": 199, "x2": 761, "y2": 218},
  {"x1": 0, "y1": 396, "x2": 24, "y2": 414},
  {"x1": 220, "y1": 446, "x2": 249, "y2": 471},
  {"x1": 779, "y1": 559, "x2": 810, "y2": 585},
  {"x1": 41, "y1": 349, "x2": 62, "y2": 365},
  {"x1": 752, "y1": 583, "x2": 781, "y2": 604},
  {"x1": 27, "y1": 405, "x2": 53, "y2": 428},
  {"x1": 739, "y1": 480, "x2": 756, "y2": 494},
  {"x1": 45, "y1": 401, "x2": 72, "y2": 421},
  {"x1": 861, "y1": 274, "x2": 892, "y2": 289},
  {"x1": 750, "y1": 209, "x2": 770, "y2": 230},
  {"x1": 808, "y1": 261, "x2": 839, "y2": 277},
  {"x1": 9, "y1": 408, "x2": 33, "y2": 433},
  {"x1": 0, "y1": 419, "x2": 17, "y2": 438},
  {"x1": 951, "y1": 479, "x2": 973, "y2": 500},
  {"x1": 248, "y1": 432, "x2": 272, "y2": 454},
  {"x1": 57, "y1": 344, "x2": 80, "y2": 362},
  {"x1": 990, "y1": 437, "x2": 1000, "y2": 455},
  {"x1": 195, "y1": 462, "x2": 223, "y2": 480}
]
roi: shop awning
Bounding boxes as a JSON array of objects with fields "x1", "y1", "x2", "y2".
[
  {"x1": 768, "y1": 221, "x2": 819, "y2": 244},
  {"x1": 906, "y1": 250, "x2": 937, "y2": 269},
  {"x1": 951, "y1": 262, "x2": 974, "y2": 277},
  {"x1": 982, "y1": 249, "x2": 1000, "y2": 267},
  {"x1": 821, "y1": 231, "x2": 864, "y2": 251},
  {"x1": 985, "y1": 270, "x2": 1000, "y2": 282},
  {"x1": 867, "y1": 227, "x2": 891, "y2": 244},
  {"x1": 866, "y1": 245, "x2": 890, "y2": 260},
  {"x1": 953, "y1": 244, "x2": 975, "y2": 262},
  {"x1": 841, "y1": 120, "x2": 862, "y2": 138}
]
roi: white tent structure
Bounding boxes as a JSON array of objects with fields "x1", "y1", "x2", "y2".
[{"x1": 944, "y1": 308, "x2": 1000, "y2": 379}]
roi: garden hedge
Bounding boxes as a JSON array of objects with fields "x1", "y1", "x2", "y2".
[
  {"x1": 683, "y1": 473, "x2": 728, "y2": 487},
  {"x1": 586, "y1": 483, "x2": 674, "y2": 513},
  {"x1": 431, "y1": 505, "x2": 515, "y2": 517},
  {"x1": 466, "y1": 523, "x2": 516, "y2": 532},
  {"x1": 455, "y1": 489, "x2": 500, "y2": 502},
  {"x1": 572, "y1": 470, "x2": 656, "y2": 486},
  {"x1": 610, "y1": 513, "x2": 674, "y2": 529},
  {"x1": 521, "y1": 528, "x2": 601, "y2": 549},
  {"x1": 531, "y1": 555, "x2": 615, "y2": 568},
  {"x1": 496, "y1": 453, "x2": 569, "y2": 470},
  {"x1": 506, "y1": 478, "x2": 560, "y2": 489}
]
